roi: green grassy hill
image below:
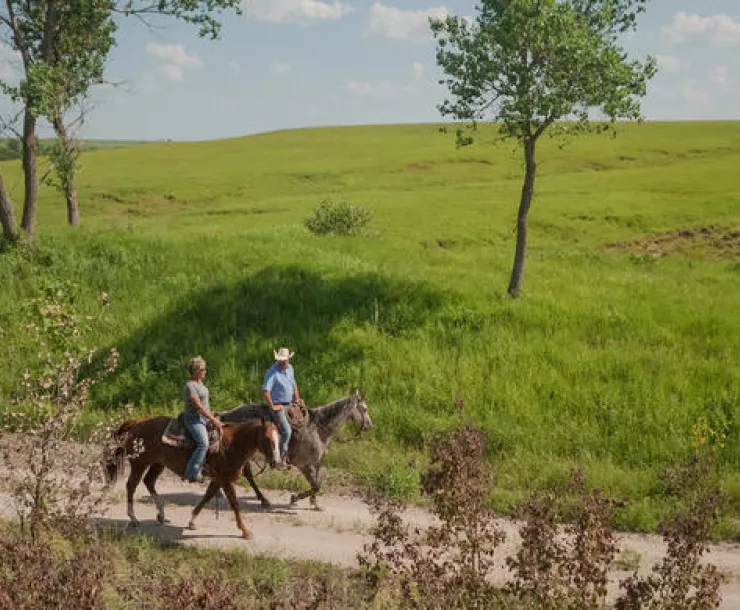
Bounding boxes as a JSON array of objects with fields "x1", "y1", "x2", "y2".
[
  {"x1": 2, "y1": 121, "x2": 739, "y2": 533},
  {"x1": 0, "y1": 138, "x2": 150, "y2": 161}
]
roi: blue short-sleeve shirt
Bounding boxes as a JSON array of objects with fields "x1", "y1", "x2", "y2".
[{"x1": 262, "y1": 363, "x2": 295, "y2": 404}]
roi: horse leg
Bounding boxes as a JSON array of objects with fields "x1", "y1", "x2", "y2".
[
  {"x1": 309, "y1": 464, "x2": 323, "y2": 511},
  {"x1": 143, "y1": 464, "x2": 166, "y2": 525},
  {"x1": 222, "y1": 481, "x2": 252, "y2": 539},
  {"x1": 290, "y1": 464, "x2": 321, "y2": 511},
  {"x1": 243, "y1": 462, "x2": 271, "y2": 509},
  {"x1": 126, "y1": 462, "x2": 147, "y2": 527},
  {"x1": 188, "y1": 480, "x2": 221, "y2": 531}
]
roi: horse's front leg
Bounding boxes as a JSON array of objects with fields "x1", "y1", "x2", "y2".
[
  {"x1": 189, "y1": 481, "x2": 220, "y2": 530},
  {"x1": 222, "y1": 481, "x2": 252, "y2": 539},
  {"x1": 243, "y1": 462, "x2": 271, "y2": 509},
  {"x1": 143, "y1": 464, "x2": 166, "y2": 524},
  {"x1": 290, "y1": 464, "x2": 322, "y2": 511},
  {"x1": 126, "y1": 463, "x2": 147, "y2": 527}
]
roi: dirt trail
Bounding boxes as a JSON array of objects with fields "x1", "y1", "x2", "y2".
[
  {"x1": 3, "y1": 468, "x2": 740, "y2": 607},
  {"x1": 4, "y1": 469, "x2": 740, "y2": 607}
]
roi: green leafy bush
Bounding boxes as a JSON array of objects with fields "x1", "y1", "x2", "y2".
[{"x1": 305, "y1": 199, "x2": 373, "y2": 236}]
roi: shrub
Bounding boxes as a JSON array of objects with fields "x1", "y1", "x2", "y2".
[
  {"x1": 358, "y1": 424, "x2": 506, "y2": 609},
  {"x1": 0, "y1": 536, "x2": 110, "y2": 610},
  {"x1": 1, "y1": 279, "x2": 119, "y2": 542},
  {"x1": 359, "y1": 416, "x2": 726, "y2": 610},
  {"x1": 305, "y1": 199, "x2": 373, "y2": 236}
]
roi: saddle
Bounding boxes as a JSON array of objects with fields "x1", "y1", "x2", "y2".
[
  {"x1": 161, "y1": 413, "x2": 222, "y2": 454},
  {"x1": 286, "y1": 403, "x2": 309, "y2": 429},
  {"x1": 217, "y1": 402, "x2": 309, "y2": 430}
]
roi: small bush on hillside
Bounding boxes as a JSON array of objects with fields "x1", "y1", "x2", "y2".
[{"x1": 305, "y1": 199, "x2": 373, "y2": 236}]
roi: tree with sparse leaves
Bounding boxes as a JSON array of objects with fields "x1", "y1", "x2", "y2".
[
  {"x1": 430, "y1": 0, "x2": 657, "y2": 298},
  {"x1": 0, "y1": 0, "x2": 241, "y2": 241}
]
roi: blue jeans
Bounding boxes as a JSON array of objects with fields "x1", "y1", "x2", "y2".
[
  {"x1": 272, "y1": 406, "x2": 292, "y2": 461},
  {"x1": 183, "y1": 411, "x2": 209, "y2": 480}
]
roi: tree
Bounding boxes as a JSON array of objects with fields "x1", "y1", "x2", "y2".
[
  {"x1": 430, "y1": 0, "x2": 657, "y2": 298},
  {"x1": 43, "y1": 0, "x2": 115, "y2": 227},
  {"x1": 0, "y1": 169, "x2": 19, "y2": 241},
  {"x1": 0, "y1": 0, "x2": 241, "y2": 240}
]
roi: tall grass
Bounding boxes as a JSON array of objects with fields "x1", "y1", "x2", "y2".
[{"x1": 1, "y1": 121, "x2": 739, "y2": 531}]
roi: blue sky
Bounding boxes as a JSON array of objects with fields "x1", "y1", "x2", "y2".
[{"x1": 3, "y1": 0, "x2": 740, "y2": 141}]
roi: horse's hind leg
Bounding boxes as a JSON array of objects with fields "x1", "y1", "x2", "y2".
[
  {"x1": 290, "y1": 464, "x2": 322, "y2": 511},
  {"x1": 189, "y1": 481, "x2": 220, "y2": 530},
  {"x1": 222, "y1": 482, "x2": 252, "y2": 539},
  {"x1": 243, "y1": 462, "x2": 271, "y2": 509},
  {"x1": 126, "y1": 462, "x2": 147, "y2": 527},
  {"x1": 143, "y1": 464, "x2": 166, "y2": 525}
]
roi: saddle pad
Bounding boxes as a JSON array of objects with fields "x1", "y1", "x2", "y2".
[{"x1": 161, "y1": 413, "x2": 221, "y2": 454}]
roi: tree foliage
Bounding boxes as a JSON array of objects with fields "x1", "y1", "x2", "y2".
[{"x1": 0, "y1": 0, "x2": 241, "y2": 239}]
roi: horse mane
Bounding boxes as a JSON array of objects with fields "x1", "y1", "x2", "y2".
[{"x1": 309, "y1": 396, "x2": 352, "y2": 431}]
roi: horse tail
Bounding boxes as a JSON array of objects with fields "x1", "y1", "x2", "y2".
[{"x1": 103, "y1": 420, "x2": 135, "y2": 486}]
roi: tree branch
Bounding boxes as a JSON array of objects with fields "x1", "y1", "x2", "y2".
[{"x1": 5, "y1": 0, "x2": 31, "y2": 71}]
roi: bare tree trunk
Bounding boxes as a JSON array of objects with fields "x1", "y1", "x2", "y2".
[
  {"x1": 51, "y1": 112, "x2": 80, "y2": 227},
  {"x1": 20, "y1": 110, "x2": 38, "y2": 239},
  {"x1": 0, "y1": 170, "x2": 19, "y2": 241},
  {"x1": 507, "y1": 137, "x2": 538, "y2": 298}
]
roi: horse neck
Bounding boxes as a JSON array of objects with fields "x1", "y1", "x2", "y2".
[
  {"x1": 312, "y1": 397, "x2": 353, "y2": 441},
  {"x1": 225, "y1": 422, "x2": 260, "y2": 457}
]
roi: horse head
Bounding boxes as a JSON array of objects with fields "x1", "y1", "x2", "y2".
[{"x1": 348, "y1": 388, "x2": 372, "y2": 431}]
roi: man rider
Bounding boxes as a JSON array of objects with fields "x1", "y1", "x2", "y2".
[{"x1": 262, "y1": 347, "x2": 304, "y2": 469}]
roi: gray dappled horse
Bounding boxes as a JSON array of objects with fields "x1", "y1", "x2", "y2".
[{"x1": 218, "y1": 388, "x2": 372, "y2": 511}]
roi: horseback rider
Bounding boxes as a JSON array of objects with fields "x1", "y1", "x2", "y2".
[
  {"x1": 262, "y1": 347, "x2": 304, "y2": 469},
  {"x1": 182, "y1": 356, "x2": 223, "y2": 483}
]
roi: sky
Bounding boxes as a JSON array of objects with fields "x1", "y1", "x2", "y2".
[{"x1": 1, "y1": 0, "x2": 740, "y2": 141}]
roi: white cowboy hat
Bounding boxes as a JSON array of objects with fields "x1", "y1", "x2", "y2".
[{"x1": 274, "y1": 347, "x2": 295, "y2": 361}]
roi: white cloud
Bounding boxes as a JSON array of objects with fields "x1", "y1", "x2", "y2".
[
  {"x1": 229, "y1": 61, "x2": 241, "y2": 75},
  {"x1": 655, "y1": 54, "x2": 691, "y2": 74},
  {"x1": 146, "y1": 43, "x2": 203, "y2": 68},
  {"x1": 344, "y1": 80, "x2": 395, "y2": 101},
  {"x1": 160, "y1": 65, "x2": 184, "y2": 82},
  {"x1": 712, "y1": 66, "x2": 728, "y2": 86},
  {"x1": 245, "y1": 0, "x2": 354, "y2": 24},
  {"x1": 662, "y1": 12, "x2": 740, "y2": 47},
  {"x1": 412, "y1": 61, "x2": 424, "y2": 82},
  {"x1": 270, "y1": 61, "x2": 293, "y2": 73},
  {"x1": 681, "y1": 83, "x2": 708, "y2": 104},
  {"x1": 366, "y1": 3, "x2": 449, "y2": 44}
]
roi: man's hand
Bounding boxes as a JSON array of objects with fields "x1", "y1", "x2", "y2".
[
  {"x1": 296, "y1": 397, "x2": 305, "y2": 407},
  {"x1": 211, "y1": 417, "x2": 224, "y2": 433}
]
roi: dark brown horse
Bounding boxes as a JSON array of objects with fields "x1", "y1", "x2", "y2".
[{"x1": 105, "y1": 416, "x2": 280, "y2": 539}]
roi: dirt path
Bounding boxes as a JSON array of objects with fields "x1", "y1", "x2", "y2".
[
  {"x1": 6, "y1": 469, "x2": 738, "y2": 607},
  {"x1": 3, "y1": 466, "x2": 740, "y2": 607}
]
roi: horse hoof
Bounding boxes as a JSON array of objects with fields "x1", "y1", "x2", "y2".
[
  {"x1": 311, "y1": 505, "x2": 323, "y2": 512},
  {"x1": 129, "y1": 520, "x2": 140, "y2": 528},
  {"x1": 241, "y1": 529, "x2": 252, "y2": 540},
  {"x1": 260, "y1": 499, "x2": 272, "y2": 509},
  {"x1": 188, "y1": 522, "x2": 197, "y2": 531},
  {"x1": 157, "y1": 514, "x2": 165, "y2": 525},
  {"x1": 289, "y1": 494, "x2": 298, "y2": 506}
]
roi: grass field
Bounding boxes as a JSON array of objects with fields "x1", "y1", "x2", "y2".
[{"x1": 1, "y1": 121, "x2": 739, "y2": 534}]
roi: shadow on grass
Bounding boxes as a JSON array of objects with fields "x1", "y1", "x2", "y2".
[{"x1": 93, "y1": 264, "x2": 445, "y2": 410}]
